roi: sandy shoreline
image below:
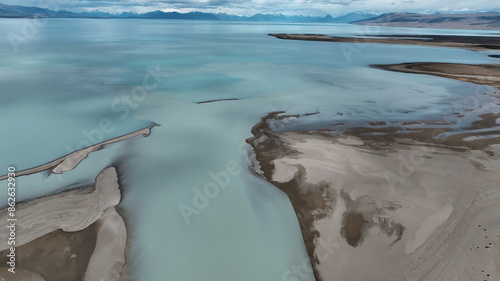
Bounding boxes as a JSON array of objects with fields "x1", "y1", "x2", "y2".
[
  {"x1": 0, "y1": 221, "x2": 98, "y2": 280},
  {"x1": 0, "y1": 167, "x2": 127, "y2": 281},
  {"x1": 248, "y1": 34, "x2": 500, "y2": 280},
  {"x1": 246, "y1": 112, "x2": 328, "y2": 280},
  {"x1": 247, "y1": 111, "x2": 500, "y2": 281}
]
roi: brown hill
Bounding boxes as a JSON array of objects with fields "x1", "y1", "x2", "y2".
[{"x1": 355, "y1": 12, "x2": 500, "y2": 30}]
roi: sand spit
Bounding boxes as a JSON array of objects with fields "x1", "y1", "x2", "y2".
[
  {"x1": 268, "y1": 33, "x2": 500, "y2": 51},
  {"x1": 0, "y1": 125, "x2": 157, "y2": 181},
  {"x1": 0, "y1": 167, "x2": 127, "y2": 280},
  {"x1": 247, "y1": 112, "x2": 500, "y2": 281},
  {"x1": 372, "y1": 63, "x2": 500, "y2": 89}
]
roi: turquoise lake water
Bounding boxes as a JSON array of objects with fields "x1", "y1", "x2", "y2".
[{"x1": 0, "y1": 19, "x2": 498, "y2": 281}]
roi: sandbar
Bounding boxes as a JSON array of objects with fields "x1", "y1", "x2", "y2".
[
  {"x1": 269, "y1": 33, "x2": 500, "y2": 51},
  {"x1": 0, "y1": 125, "x2": 157, "y2": 181}
]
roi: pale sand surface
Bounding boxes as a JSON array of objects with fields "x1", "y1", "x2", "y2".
[
  {"x1": 84, "y1": 207, "x2": 127, "y2": 281},
  {"x1": 0, "y1": 167, "x2": 120, "y2": 250},
  {"x1": 0, "y1": 125, "x2": 156, "y2": 181},
  {"x1": 0, "y1": 167, "x2": 127, "y2": 281},
  {"x1": 271, "y1": 132, "x2": 500, "y2": 281}
]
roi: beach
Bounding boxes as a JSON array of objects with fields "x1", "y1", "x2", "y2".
[
  {"x1": 0, "y1": 167, "x2": 126, "y2": 281},
  {"x1": 248, "y1": 122, "x2": 500, "y2": 280},
  {"x1": 251, "y1": 34, "x2": 500, "y2": 280}
]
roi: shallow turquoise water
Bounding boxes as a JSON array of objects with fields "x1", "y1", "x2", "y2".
[{"x1": 0, "y1": 19, "x2": 498, "y2": 281}]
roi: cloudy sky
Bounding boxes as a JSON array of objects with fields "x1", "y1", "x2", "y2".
[{"x1": 3, "y1": 0, "x2": 498, "y2": 16}]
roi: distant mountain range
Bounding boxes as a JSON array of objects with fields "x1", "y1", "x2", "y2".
[
  {"x1": 1, "y1": 3, "x2": 500, "y2": 30},
  {"x1": 0, "y1": 3, "x2": 377, "y2": 23},
  {"x1": 355, "y1": 12, "x2": 500, "y2": 30}
]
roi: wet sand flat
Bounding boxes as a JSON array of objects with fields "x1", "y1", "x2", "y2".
[
  {"x1": 245, "y1": 44, "x2": 500, "y2": 279},
  {"x1": 248, "y1": 115, "x2": 500, "y2": 280},
  {"x1": 0, "y1": 225, "x2": 97, "y2": 281}
]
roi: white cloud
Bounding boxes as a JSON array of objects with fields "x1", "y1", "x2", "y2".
[{"x1": 2, "y1": 0, "x2": 499, "y2": 15}]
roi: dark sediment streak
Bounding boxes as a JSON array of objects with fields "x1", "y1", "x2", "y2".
[
  {"x1": 197, "y1": 98, "x2": 239, "y2": 104},
  {"x1": 246, "y1": 112, "x2": 334, "y2": 281}
]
